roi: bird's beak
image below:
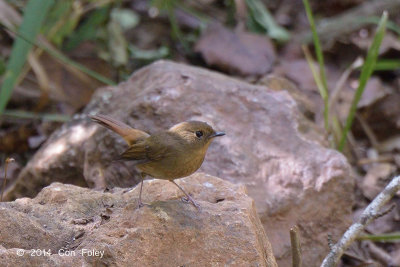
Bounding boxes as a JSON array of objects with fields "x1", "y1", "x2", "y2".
[{"x1": 209, "y1": 131, "x2": 225, "y2": 138}]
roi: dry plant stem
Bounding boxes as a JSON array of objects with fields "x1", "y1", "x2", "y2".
[
  {"x1": 328, "y1": 58, "x2": 363, "y2": 145},
  {"x1": 321, "y1": 175, "x2": 400, "y2": 267},
  {"x1": 342, "y1": 251, "x2": 373, "y2": 265},
  {"x1": 355, "y1": 113, "x2": 380, "y2": 150},
  {"x1": 1, "y1": 158, "x2": 14, "y2": 202},
  {"x1": 301, "y1": 45, "x2": 329, "y2": 131},
  {"x1": 290, "y1": 225, "x2": 302, "y2": 267},
  {"x1": 328, "y1": 57, "x2": 363, "y2": 111},
  {"x1": 27, "y1": 52, "x2": 50, "y2": 111},
  {"x1": 364, "y1": 240, "x2": 393, "y2": 266},
  {"x1": 357, "y1": 155, "x2": 394, "y2": 165}
]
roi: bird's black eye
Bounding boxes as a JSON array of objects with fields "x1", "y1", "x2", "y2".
[{"x1": 195, "y1": 131, "x2": 203, "y2": 138}]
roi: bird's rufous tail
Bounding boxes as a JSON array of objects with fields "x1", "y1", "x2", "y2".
[{"x1": 90, "y1": 114, "x2": 149, "y2": 145}]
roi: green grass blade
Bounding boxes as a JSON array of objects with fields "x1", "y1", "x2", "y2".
[
  {"x1": 2, "y1": 109, "x2": 70, "y2": 122},
  {"x1": 302, "y1": 45, "x2": 325, "y2": 96},
  {"x1": 374, "y1": 59, "x2": 400, "y2": 71},
  {"x1": 1, "y1": 23, "x2": 116, "y2": 86},
  {"x1": 44, "y1": 45, "x2": 116, "y2": 85},
  {"x1": 302, "y1": 0, "x2": 330, "y2": 131},
  {"x1": 338, "y1": 11, "x2": 388, "y2": 151},
  {"x1": 358, "y1": 232, "x2": 400, "y2": 242},
  {"x1": 65, "y1": 6, "x2": 110, "y2": 51},
  {"x1": 0, "y1": 0, "x2": 55, "y2": 115},
  {"x1": 245, "y1": 0, "x2": 290, "y2": 42},
  {"x1": 360, "y1": 16, "x2": 400, "y2": 36}
]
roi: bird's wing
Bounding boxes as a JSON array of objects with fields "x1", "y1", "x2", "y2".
[
  {"x1": 90, "y1": 114, "x2": 150, "y2": 145},
  {"x1": 119, "y1": 135, "x2": 170, "y2": 163}
]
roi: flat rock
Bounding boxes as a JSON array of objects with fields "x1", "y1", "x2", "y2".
[
  {"x1": 6, "y1": 60, "x2": 353, "y2": 266},
  {"x1": 0, "y1": 174, "x2": 277, "y2": 267}
]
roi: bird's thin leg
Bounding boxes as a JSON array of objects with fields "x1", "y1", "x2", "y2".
[
  {"x1": 170, "y1": 180, "x2": 201, "y2": 210},
  {"x1": 137, "y1": 173, "x2": 146, "y2": 208}
]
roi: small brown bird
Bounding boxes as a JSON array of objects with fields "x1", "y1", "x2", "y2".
[{"x1": 90, "y1": 114, "x2": 225, "y2": 209}]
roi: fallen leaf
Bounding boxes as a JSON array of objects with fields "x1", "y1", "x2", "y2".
[
  {"x1": 361, "y1": 162, "x2": 396, "y2": 200},
  {"x1": 195, "y1": 23, "x2": 276, "y2": 76},
  {"x1": 351, "y1": 31, "x2": 400, "y2": 55},
  {"x1": 357, "y1": 77, "x2": 388, "y2": 108}
]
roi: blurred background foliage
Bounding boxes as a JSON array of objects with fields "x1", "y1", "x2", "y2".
[
  {"x1": 0, "y1": 0, "x2": 399, "y2": 151},
  {"x1": 1, "y1": 0, "x2": 400, "y2": 262}
]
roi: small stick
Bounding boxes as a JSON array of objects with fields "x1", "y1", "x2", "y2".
[
  {"x1": 290, "y1": 225, "x2": 302, "y2": 267},
  {"x1": 321, "y1": 175, "x2": 400, "y2": 267},
  {"x1": 357, "y1": 155, "x2": 394, "y2": 165},
  {"x1": 364, "y1": 240, "x2": 393, "y2": 266},
  {"x1": 1, "y1": 158, "x2": 14, "y2": 202}
]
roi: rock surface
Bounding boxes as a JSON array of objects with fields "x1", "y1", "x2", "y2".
[
  {"x1": 5, "y1": 60, "x2": 353, "y2": 266},
  {"x1": 0, "y1": 174, "x2": 277, "y2": 267}
]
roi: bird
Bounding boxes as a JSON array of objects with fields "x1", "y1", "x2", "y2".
[{"x1": 90, "y1": 114, "x2": 225, "y2": 209}]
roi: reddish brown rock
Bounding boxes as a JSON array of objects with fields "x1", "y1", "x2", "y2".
[
  {"x1": 0, "y1": 174, "x2": 277, "y2": 267},
  {"x1": 6, "y1": 60, "x2": 353, "y2": 266}
]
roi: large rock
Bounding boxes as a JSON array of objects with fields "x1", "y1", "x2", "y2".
[
  {"x1": 5, "y1": 60, "x2": 353, "y2": 266},
  {"x1": 0, "y1": 174, "x2": 277, "y2": 266}
]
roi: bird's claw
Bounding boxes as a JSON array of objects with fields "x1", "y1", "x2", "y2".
[
  {"x1": 181, "y1": 196, "x2": 190, "y2": 203},
  {"x1": 137, "y1": 200, "x2": 148, "y2": 209},
  {"x1": 181, "y1": 196, "x2": 201, "y2": 211}
]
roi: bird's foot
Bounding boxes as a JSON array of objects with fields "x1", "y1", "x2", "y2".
[
  {"x1": 181, "y1": 196, "x2": 201, "y2": 211},
  {"x1": 137, "y1": 200, "x2": 149, "y2": 209},
  {"x1": 138, "y1": 201, "x2": 144, "y2": 208}
]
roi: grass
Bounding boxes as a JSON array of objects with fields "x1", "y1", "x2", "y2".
[
  {"x1": 0, "y1": 0, "x2": 116, "y2": 120},
  {"x1": 245, "y1": 0, "x2": 290, "y2": 42},
  {"x1": 151, "y1": 0, "x2": 190, "y2": 52},
  {"x1": 360, "y1": 16, "x2": 400, "y2": 36},
  {"x1": 338, "y1": 11, "x2": 387, "y2": 151},
  {"x1": 3, "y1": 110, "x2": 70, "y2": 122},
  {"x1": 2, "y1": 24, "x2": 116, "y2": 87},
  {"x1": 358, "y1": 232, "x2": 400, "y2": 242},
  {"x1": 302, "y1": 0, "x2": 330, "y2": 131},
  {"x1": 302, "y1": 0, "x2": 388, "y2": 151},
  {"x1": 0, "y1": 0, "x2": 54, "y2": 115},
  {"x1": 373, "y1": 59, "x2": 400, "y2": 71}
]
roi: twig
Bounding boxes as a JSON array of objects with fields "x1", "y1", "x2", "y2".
[
  {"x1": 363, "y1": 240, "x2": 394, "y2": 266},
  {"x1": 1, "y1": 158, "x2": 14, "y2": 202},
  {"x1": 328, "y1": 57, "x2": 363, "y2": 145},
  {"x1": 328, "y1": 57, "x2": 363, "y2": 112},
  {"x1": 290, "y1": 225, "x2": 302, "y2": 267},
  {"x1": 357, "y1": 154, "x2": 393, "y2": 165},
  {"x1": 342, "y1": 251, "x2": 373, "y2": 265},
  {"x1": 321, "y1": 175, "x2": 400, "y2": 267},
  {"x1": 355, "y1": 113, "x2": 380, "y2": 150},
  {"x1": 374, "y1": 203, "x2": 396, "y2": 219}
]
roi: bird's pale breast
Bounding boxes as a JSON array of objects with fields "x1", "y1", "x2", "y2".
[{"x1": 137, "y1": 149, "x2": 206, "y2": 180}]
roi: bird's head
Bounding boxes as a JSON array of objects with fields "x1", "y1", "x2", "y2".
[{"x1": 169, "y1": 121, "x2": 225, "y2": 150}]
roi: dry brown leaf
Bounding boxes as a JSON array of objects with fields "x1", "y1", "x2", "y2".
[
  {"x1": 195, "y1": 23, "x2": 276, "y2": 76},
  {"x1": 351, "y1": 31, "x2": 400, "y2": 54},
  {"x1": 357, "y1": 77, "x2": 388, "y2": 108},
  {"x1": 361, "y1": 162, "x2": 396, "y2": 200}
]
